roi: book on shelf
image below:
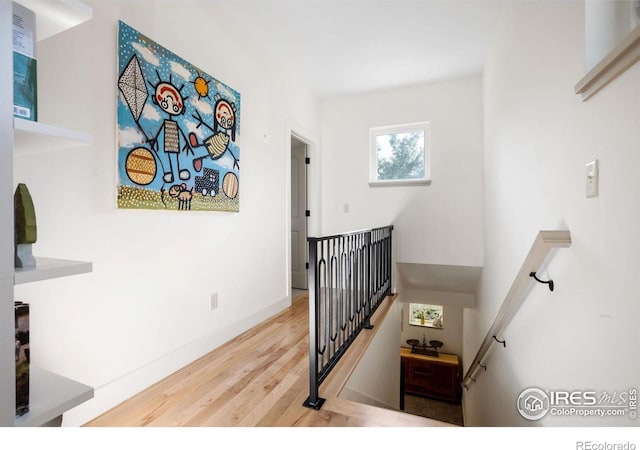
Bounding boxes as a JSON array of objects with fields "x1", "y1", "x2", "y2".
[
  {"x1": 15, "y1": 301, "x2": 30, "y2": 417},
  {"x1": 12, "y1": 2, "x2": 37, "y2": 122}
]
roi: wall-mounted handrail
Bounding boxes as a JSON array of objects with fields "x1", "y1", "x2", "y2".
[{"x1": 461, "y1": 230, "x2": 571, "y2": 389}]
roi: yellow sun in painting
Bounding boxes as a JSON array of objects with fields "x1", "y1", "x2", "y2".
[{"x1": 192, "y1": 74, "x2": 210, "y2": 99}]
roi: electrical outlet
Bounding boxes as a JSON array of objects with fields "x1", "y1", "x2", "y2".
[
  {"x1": 210, "y1": 293, "x2": 218, "y2": 310},
  {"x1": 586, "y1": 160, "x2": 598, "y2": 198}
]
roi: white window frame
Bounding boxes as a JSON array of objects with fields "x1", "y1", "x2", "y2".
[{"x1": 368, "y1": 121, "x2": 431, "y2": 187}]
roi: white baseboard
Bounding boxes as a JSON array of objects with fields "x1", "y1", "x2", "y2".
[{"x1": 62, "y1": 295, "x2": 291, "y2": 426}]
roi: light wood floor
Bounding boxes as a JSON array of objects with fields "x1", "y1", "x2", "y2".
[{"x1": 86, "y1": 293, "x2": 452, "y2": 427}]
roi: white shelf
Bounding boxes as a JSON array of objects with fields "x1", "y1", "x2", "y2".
[
  {"x1": 14, "y1": 118, "x2": 93, "y2": 154},
  {"x1": 15, "y1": 0, "x2": 92, "y2": 42},
  {"x1": 15, "y1": 257, "x2": 92, "y2": 285},
  {"x1": 15, "y1": 367, "x2": 94, "y2": 427},
  {"x1": 0, "y1": 0, "x2": 95, "y2": 428},
  {"x1": 12, "y1": 0, "x2": 94, "y2": 155}
]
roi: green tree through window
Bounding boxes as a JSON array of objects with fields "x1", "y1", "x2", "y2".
[{"x1": 376, "y1": 131, "x2": 425, "y2": 181}]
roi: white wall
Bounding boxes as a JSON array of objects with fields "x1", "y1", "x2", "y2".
[
  {"x1": 13, "y1": 1, "x2": 319, "y2": 425},
  {"x1": 341, "y1": 301, "x2": 402, "y2": 410},
  {"x1": 463, "y1": 1, "x2": 640, "y2": 426},
  {"x1": 319, "y1": 76, "x2": 483, "y2": 397},
  {"x1": 319, "y1": 77, "x2": 484, "y2": 267}
]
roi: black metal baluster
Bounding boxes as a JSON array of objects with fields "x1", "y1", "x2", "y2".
[
  {"x1": 334, "y1": 236, "x2": 344, "y2": 349},
  {"x1": 364, "y1": 230, "x2": 372, "y2": 329},
  {"x1": 304, "y1": 238, "x2": 325, "y2": 409},
  {"x1": 388, "y1": 228, "x2": 394, "y2": 296},
  {"x1": 329, "y1": 240, "x2": 336, "y2": 360},
  {"x1": 348, "y1": 236, "x2": 355, "y2": 337},
  {"x1": 304, "y1": 226, "x2": 393, "y2": 410},
  {"x1": 322, "y1": 240, "x2": 330, "y2": 367}
]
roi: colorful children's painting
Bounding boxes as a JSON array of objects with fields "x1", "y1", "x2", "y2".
[{"x1": 117, "y1": 21, "x2": 240, "y2": 212}]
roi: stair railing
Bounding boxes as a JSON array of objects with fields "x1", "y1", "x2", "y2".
[
  {"x1": 303, "y1": 225, "x2": 393, "y2": 409},
  {"x1": 461, "y1": 230, "x2": 571, "y2": 390}
]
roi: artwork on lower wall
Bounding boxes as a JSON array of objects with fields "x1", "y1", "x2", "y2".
[
  {"x1": 408, "y1": 303, "x2": 444, "y2": 329},
  {"x1": 116, "y1": 21, "x2": 241, "y2": 212}
]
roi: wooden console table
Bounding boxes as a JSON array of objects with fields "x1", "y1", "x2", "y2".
[{"x1": 401, "y1": 347, "x2": 461, "y2": 403}]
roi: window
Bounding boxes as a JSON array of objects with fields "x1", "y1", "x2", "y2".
[
  {"x1": 369, "y1": 122, "x2": 430, "y2": 186},
  {"x1": 408, "y1": 303, "x2": 443, "y2": 329}
]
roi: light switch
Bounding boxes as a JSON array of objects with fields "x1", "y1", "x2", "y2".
[
  {"x1": 586, "y1": 160, "x2": 598, "y2": 198},
  {"x1": 343, "y1": 204, "x2": 350, "y2": 213}
]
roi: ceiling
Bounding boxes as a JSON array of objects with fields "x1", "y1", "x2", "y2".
[{"x1": 213, "y1": 0, "x2": 504, "y2": 98}]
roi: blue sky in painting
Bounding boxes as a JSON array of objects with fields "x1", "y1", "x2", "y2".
[{"x1": 117, "y1": 21, "x2": 241, "y2": 193}]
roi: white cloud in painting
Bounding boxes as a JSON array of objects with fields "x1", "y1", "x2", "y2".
[
  {"x1": 215, "y1": 82, "x2": 237, "y2": 104},
  {"x1": 189, "y1": 97, "x2": 213, "y2": 115},
  {"x1": 216, "y1": 153, "x2": 236, "y2": 170},
  {"x1": 142, "y1": 104, "x2": 161, "y2": 122},
  {"x1": 185, "y1": 119, "x2": 204, "y2": 140},
  {"x1": 170, "y1": 61, "x2": 191, "y2": 81},
  {"x1": 132, "y1": 42, "x2": 159, "y2": 66},
  {"x1": 118, "y1": 126, "x2": 146, "y2": 148}
]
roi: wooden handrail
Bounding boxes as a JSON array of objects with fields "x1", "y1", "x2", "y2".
[{"x1": 461, "y1": 230, "x2": 571, "y2": 389}]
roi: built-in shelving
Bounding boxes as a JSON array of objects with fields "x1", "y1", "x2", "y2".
[
  {"x1": 14, "y1": 118, "x2": 93, "y2": 154},
  {"x1": 16, "y1": 0, "x2": 92, "y2": 42},
  {"x1": 12, "y1": 0, "x2": 94, "y2": 155},
  {"x1": 15, "y1": 367, "x2": 94, "y2": 427},
  {"x1": 15, "y1": 257, "x2": 92, "y2": 285},
  {"x1": 0, "y1": 0, "x2": 95, "y2": 427}
]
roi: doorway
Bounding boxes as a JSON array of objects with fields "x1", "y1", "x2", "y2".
[{"x1": 291, "y1": 134, "x2": 308, "y2": 290}]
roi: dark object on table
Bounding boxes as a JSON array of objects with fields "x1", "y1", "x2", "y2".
[
  {"x1": 14, "y1": 183, "x2": 37, "y2": 268},
  {"x1": 406, "y1": 337, "x2": 442, "y2": 357},
  {"x1": 15, "y1": 301, "x2": 30, "y2": 417}
]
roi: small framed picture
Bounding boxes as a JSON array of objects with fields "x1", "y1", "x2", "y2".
[{"x1": 409, "y1": 303, "x2": 443, "y2": 329}]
